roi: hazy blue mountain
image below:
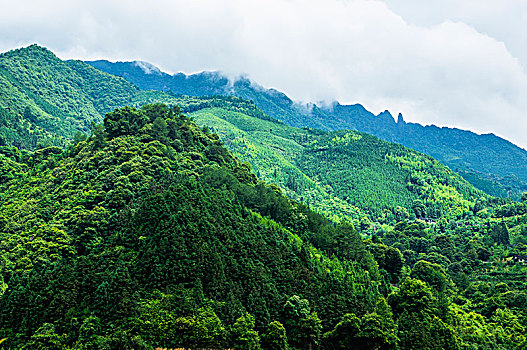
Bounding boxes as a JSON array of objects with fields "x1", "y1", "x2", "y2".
[{"x1": 87, "y1": 59, "x2": 527, "y2": 199}]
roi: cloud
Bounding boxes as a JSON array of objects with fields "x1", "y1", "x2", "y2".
[
  {"x1": 383, "y1": 0, "x2": 527, "y2": 66},
  {"x1": 134, "y1": 61, "x2": 162, "y2": 75},
  {"x1": 0, "y1": 0, "x2": 526, "y2": 149}
]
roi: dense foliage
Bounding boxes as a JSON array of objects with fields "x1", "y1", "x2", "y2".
[
  {"x1": 0, "y1": 104, "x2": 526, "y2": 349},
  {"x1": 0, "y1": 45, "x2": 493, "y2": 229},
  {"x1": 1, "y1": 45, "x2": 527, "y2": 349},
  {"x1": 88, "y1": 59, "x2": 527, "y2": 200},
  {"x1": 188, "y1": 105, "x2": 493, "y2": 228},
  {"x1": 0, "y1": 45, "x2": 182, "y2": 150},
  {"x1": 0, "y1": 104, "x2": 385, "y2": 348}
]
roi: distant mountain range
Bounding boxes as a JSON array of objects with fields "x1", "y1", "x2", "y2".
[
  {"x1": 87, "y1": 60, "x2": 527, "y2": 200},
  {"x1": 0, "y1": 44, "x2": 524, "y2": 200}
]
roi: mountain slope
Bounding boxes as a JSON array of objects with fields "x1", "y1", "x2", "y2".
[
  {"x1": 0, "y1": 46, "x2": 526, "y2": 349},
  {"x1": 87, "y1": 59, "x2": 527, "y2": 199},
  {"x1": 0, "y1": 45, "x2": 132, "y2": 148},
  {"x1": 0, "y1": 45, "x2": 184, "y2": 149},
  {"x1": 0, "y1": 104, "x2": 385, "y2": 348},
  {"x1": 0, "y1": 45, "x2": 492, "y2": 228},
  {"x1": 185, "y1": 101, "x2": 490, "y2": 227},
  {"x1": 0, "y1": 104, "x2": 525, "y2": 349}
]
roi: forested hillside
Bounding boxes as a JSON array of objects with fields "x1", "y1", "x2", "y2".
[
  {"x1": 0, "y1": 45, "x2": 494, "y2": 229},
  {"x1": 1, "y1": 45, "x2": 527, "y2": 348},
  {"x1": 183, "y1": 100, "x2": 493, "y2": 228},
  {"x1": 0, "y1": 45, "x2": 183, "y2": 149},
  {"x1": 0, "y1": 45, "x2": 131, "y2": 149},
  {"x1": 87, "y1": 59, "x2": 527, "y2": 199},
  {"x1": 0, "y1": 104, "x2": 526, "y2": 349},
  {"x1": 0, "y1": 104, "x2": 383, "y2": 348}
]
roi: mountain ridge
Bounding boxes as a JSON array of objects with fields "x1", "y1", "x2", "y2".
[
  {"x1": 87, "y1": 59, "x2": 527, "y2": 199},
  {"x1": 0, "y1": 44, "x2": 495, "y2": 228}
]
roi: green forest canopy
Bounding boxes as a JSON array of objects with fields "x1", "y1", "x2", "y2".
[{"x1": 0, "y1": 104, "x2": 526, "y2": 349}]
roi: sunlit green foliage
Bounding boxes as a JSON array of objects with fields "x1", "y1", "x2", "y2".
[
  {"x1": 190, "y1": 106, "x2": 490, "y2": 228},
  {"x1": 0, "y1": 45, "x2": 182, "y2": 150}
]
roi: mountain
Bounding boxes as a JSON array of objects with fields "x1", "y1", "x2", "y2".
[
  {"x1": 0, "y1": 104, "x2": 387, "y2": 348},
  {"x1": 182, "y1": 98, "x2": 491, "y2": 227},
  {"x1": 0, "y1": 45, "x2": 186, "y2": 150},
  {"x1": 0, "y1": 45, "x2": 492, "y2": 229},
  {"x1": 0, "y1": 45, "x2": 131, "y2": 149},
  {"x1": 0, "y1": 45, "x2": 527, "y2": 348},
  {"x1": 87, "y1": 59, "x2": 527, "y2": 200}
]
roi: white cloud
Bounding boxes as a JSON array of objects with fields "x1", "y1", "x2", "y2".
[
  {"x1": 383, "y1": 0, "x2": 527, "y2": 66},
  {"x1": 0, "y1": 0, "x2": 526, "y2": 149}
]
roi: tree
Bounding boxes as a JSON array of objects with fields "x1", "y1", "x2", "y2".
[
  {"x1": 142, "y1": 103, "x2": 172, "y2": 122},
  {"x1": 396, "y1": 311, "x2": 457, "y2": 350},
  {"x1": 369, "y1": 244, "x2": 403, "y2": 283},
  {"x1": 389, "y1": 278, "x2": 457, "y2": 350},
  {"x1": 77, "y1": 316, "x2": 107, "y2": 350},
  {"x1": 0, "y1": 274, "x2": 6, "y2": 298},
  {"x1": 389, "y1": 278, "x2": 436, "y2": 316},
  {"x1": 104, "y1": 106, "x2": 149, "y2": 138},
  {"x1": 73, "y1": 131, "x2": 87, "y2": 145},
  {"x1": 261, "y1": 321, "x2": 289, "y2": 350},
  {"x1": 355, "y1": 297, "x2": 398, "y2": 350},
  {"x1": 489, "y1": 222, "x2": 510, "y2": 245},
  {"x1": 332, "y1": 222, "x2": 377, "y2": 272},
  {"x1": 322, "y1": 313, "x2": 361, "y2": 349},
  {"x1": 192, "y1": 307, "x2": 227, "y2": 349},
  {"x1": 152, "y1": 116, "x2": 169, "y2": 142},
  {"x1": 283, "y1": 295, "x2": 313, "y2": 349},
  {"x1": 412, "y1": 199, "x2": 426, "y2": 218},
  {"x1": 322, "y1": 298, "x2": 398, "y2": 350},
  {"x1": 297, "y1": 312, "x2": 322, "y2": 350},
  {"x1": 23, "y1": 323, "x2": 65, "y2": 350},
  {"x1": 230, "y1": 313, "x2": 261, "y2": 350},
  {"x1": 491, "y1": 308, "x2": 527, "y2": 347},
  {"x1": 410, "y1": 260, "x2": 448, "y2": 293},
  {"x1": 90, "y1": 121, "x2": 106, "y2": 148}
]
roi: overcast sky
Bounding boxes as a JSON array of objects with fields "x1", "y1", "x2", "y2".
[{"x1": 1, "y1": 0, "x2": 526, "y2": 149}]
